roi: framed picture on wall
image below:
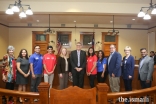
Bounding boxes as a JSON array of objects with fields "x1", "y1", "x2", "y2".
[
  {"x1": 57, "y1": 31, "x2": 71, "y2": 48},
  {"x1": 80, "y1": 32, "x2": 94, "y2": 48}
]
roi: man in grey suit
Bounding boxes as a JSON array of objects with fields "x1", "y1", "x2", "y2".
[{"x1": 139, "y1": 48, "x2": 154, "y2": 89}]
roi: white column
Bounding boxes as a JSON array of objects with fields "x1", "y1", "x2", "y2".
[{"x1": 148, "y1": 32, "x2": 155, "y2": 55}]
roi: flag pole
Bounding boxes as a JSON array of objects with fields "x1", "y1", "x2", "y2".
[
  {"x1": 92, "y1": 28, "x2": 95, "y2": 50},
  {"x1": 57, "y1": 34, "x2": 62, "y2": 55}
]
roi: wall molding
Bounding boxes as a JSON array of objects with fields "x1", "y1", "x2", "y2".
[
  {"x1": 148, "y1": 26, "x2": 156, "y2": 30},
  {"x1": 0, "y1": 22, "x2": 150, "y2": 30},
  {"x1": 0, "y1": 23, "x2": 9, "y2": 27}
]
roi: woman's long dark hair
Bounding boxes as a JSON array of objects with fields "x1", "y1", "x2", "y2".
[
  {"x1": 98, "y1": 50, "x2": 105, "y2": 62},
  {"x1": 18, "y1": 49, "x2": 29, "y2": 59},
  {"x1": 88, "y1": 47, "x2": 95, "y2": 57}
]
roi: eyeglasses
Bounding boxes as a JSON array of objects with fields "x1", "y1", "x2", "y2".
[
  {"x1": 141, "y1": 52, "x2": 146, "y2": 53},
  {"x1": 110, "y1": 48, "x2": 115, "y2": 49},
  {"x1": 48, "y1": 48, "x2": 52, "y2": 50}
]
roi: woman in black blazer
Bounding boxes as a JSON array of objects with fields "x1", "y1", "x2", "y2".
[{"x1": 57, "y1": 48, "x2": 71, "y2": 89}]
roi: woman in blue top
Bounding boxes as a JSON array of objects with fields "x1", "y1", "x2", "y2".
[{"x1": 97, "y1": 50, "x2": 107, "y2": 83}]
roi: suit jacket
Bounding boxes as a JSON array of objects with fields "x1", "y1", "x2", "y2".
[
  {"x1": 70, "y1": 50, "x2": 86, "y2": 71},
  {"x1": 57, "y1": 56, "x2": 71, "y2": 74},
  {"x1": 154, "y1": 55, "x2": 156, "y2": 65},
  {"x1": 121, "y1": 55, "x2": 135, "y2": 79},
  {"x1": 106, "y1": 51, "x2": 122, "y2": 77},
  {"x1": 150, "y1": 55, "x2": 156, "y2": 65},
  {"x1": 139, "y1": 56, "x2": 154, "y2": 81}
]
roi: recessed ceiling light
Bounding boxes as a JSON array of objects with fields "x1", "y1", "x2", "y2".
[
  {"x1": 74, "y1": 20, "x2": 76, "y2": 22},
  {"x1": 110, "y1": 21, "x2": 113, "y2": 23},
  {"x1": 132, "y1": 19, "x2": 135, "y2": 20},
  {"x1": 36, "y1": 20, "x2": 39, "y2": 22}
]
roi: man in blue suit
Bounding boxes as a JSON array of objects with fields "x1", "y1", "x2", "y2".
[{"x1": 107, "y1": 44, "x2": 122, "y2": 92}]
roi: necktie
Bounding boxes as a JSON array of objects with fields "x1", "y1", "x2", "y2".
[
  {"x1": 108, "y1": 53, "x2": 112, "y2": 65},
  {"x1": 77, "y1": 51, "x2": 80, "y2": 67}
]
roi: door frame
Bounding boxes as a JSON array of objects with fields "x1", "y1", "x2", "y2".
[
  {"x1": 32, "y1": 31, "x2": 49, "y2": 54},
  {"x1": 102, "y1": 32, "x2": 118, "y2": 56}
]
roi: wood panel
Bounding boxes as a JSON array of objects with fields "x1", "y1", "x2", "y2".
[
  {"x1": 50, "y1": 86, "x2": 96, "y2": 104},
  {"x1": 33, "y1": 43, "x2": 48, "y2": 55},
  {"x1": 0, "y1": 65, "x2": 5, "y2": 88},
  {"x1": 103, "y1": 44, "x2": 111, "y2": 56},
  {"x1": 32, "y1": 31, "x2": 49, "y2": 55},
  {"x1": 102, "y1": 32, "x2": 118, "y2": 57}
]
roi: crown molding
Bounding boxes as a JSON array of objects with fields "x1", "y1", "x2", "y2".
[{"x1": 0, "y1": 22, "x2": 152, "y2": 30}]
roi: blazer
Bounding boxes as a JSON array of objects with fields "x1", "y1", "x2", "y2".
[
  {"x1": 139, "y1": 56, "x2": 154, "y2": 81},
  {"x1": 150, "y1": 55, "x2": 156, "y2": 65},
  {"x1": 70, "y1": 50, "x2": 86, "y2": 70},
  {"x1": 106, "y1": 51, "x2": 122, "y2": 77},
  {"x1": 57, "y1": 56, "x2": 71, "y2": 74},
  {"x1": 121, "y1": 55, "x2": 135, "y2": 79}
]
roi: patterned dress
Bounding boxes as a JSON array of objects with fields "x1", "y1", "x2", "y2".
[{"x1": 2, "y1": 54, "x2": 16, "y2": 83}]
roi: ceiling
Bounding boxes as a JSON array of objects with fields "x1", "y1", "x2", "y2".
[
  {"x1": 0, "y1": 0, "x2": 152, "y2": 4},
  {"x1": 0, "y1": 0, "x2": 156, "y2": 28},
  {"x1": 0, "y1": 14, "x2": 156, "y2": 27}
]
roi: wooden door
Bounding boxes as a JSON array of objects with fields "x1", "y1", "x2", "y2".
[
  {"x1": 32, "y1": 31, "x2": 49, "y2": 55},
  {"x1": 102, "y1": 32, "x2": 118, "y2": 57}
]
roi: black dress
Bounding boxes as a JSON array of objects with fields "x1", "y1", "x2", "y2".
[{"x1": 16, "y1": 57, "x2": 30, "y2": 85}]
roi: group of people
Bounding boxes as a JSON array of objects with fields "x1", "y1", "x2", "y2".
[{"x1": 1, "y1": 42, "x2": 155, "y2": 103}]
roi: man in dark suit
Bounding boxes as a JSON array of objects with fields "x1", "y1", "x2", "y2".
[
  {"x1": 139, "y1": 48, "x2": 154, "y2": 89},
  {"x1": 106, "y1": 44, "x2": 122, "y2": 92},
  {"x1": 70, "y1": 42, "x2": 86, "y2": 88},
  {"x1": 150, "y1": 51, "x2": 156, "y2": 65}
]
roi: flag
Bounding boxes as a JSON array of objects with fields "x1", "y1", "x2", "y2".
[
  {"x1": 92, "y1": 33, "x2": 95, "y2": 49},
  {"x1": 57, "y1": 34, "x2": 62, "y2": 55}
]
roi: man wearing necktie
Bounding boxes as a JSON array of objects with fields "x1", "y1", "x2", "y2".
[
  {"x1": 106, "y1": 44, "x2": 122, "y2": 92},
  {"x1": 70, "y1": 42, "x2": 86, "y2": 88},
  {"x1": 139, "y1": 48, "x2": 154, "y2": 89}
]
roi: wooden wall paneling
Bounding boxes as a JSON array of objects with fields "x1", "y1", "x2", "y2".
[
  {"x1": 32, "y1": 31, "x2": 49, "y2": 55},
  {"x1": 102, "y1": 32, "x2": 118, "y2": 57},
  {"x1": 50, "y1": 86, "x2": 96, "y2": 104}
]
